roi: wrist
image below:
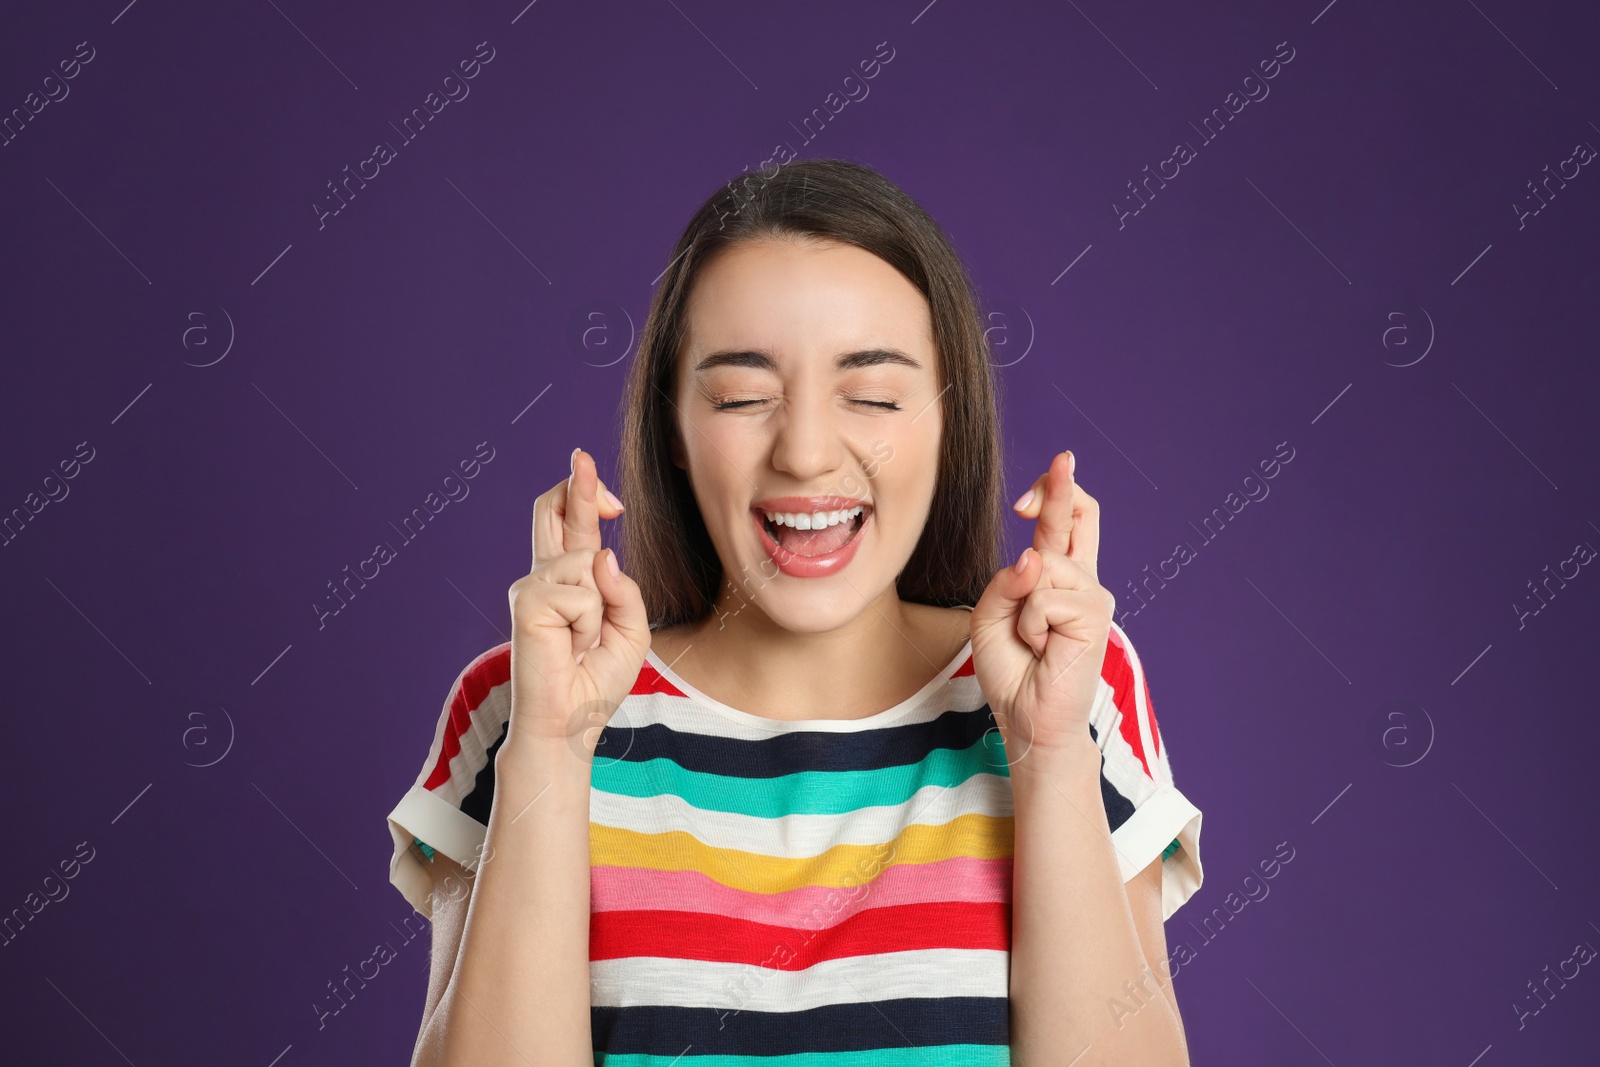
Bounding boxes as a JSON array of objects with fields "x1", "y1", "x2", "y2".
[
  {"x1": 499, "y1": 729, "x2": 596, "y2": 787},
  {"x1": 1006, "y1": 733, "x2": 1102, "y2": 794}
]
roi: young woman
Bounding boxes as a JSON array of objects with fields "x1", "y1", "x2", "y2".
[{"x1": 386, "y1": 159, "x2": 1203, "y2": 1066}]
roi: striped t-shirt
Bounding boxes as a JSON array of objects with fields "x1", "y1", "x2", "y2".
[{"x1": 386, "y1": 618, "x2": 1204, "y2": 1065}]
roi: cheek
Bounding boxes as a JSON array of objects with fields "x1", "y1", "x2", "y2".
[
  {"x1": 870, "y1": 424, "x2": 940, "y2": 526},
  {"x1": 683, "y1": 422, "x2": 757, "y2": 516}
]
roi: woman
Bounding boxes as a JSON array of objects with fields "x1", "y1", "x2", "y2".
[{"x1": 386, "y1": 158, "x2": 1203, "y2": 1065}]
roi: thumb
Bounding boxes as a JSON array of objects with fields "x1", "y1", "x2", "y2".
[{"x1": 970, "y1": 547, "x2": 1041, "y2": 640}]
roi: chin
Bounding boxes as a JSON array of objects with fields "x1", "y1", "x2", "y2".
[{"x1": 745, "y1": 584, "x2": 882, "y2": 635}]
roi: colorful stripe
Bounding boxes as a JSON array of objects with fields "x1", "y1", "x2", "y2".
[
  {"x1": 387, "y1": 618, "x2": 1203, "y2": 1065},
  {"x1": 592, "y1": 997, "x2": 1009, "y2": 1056}
]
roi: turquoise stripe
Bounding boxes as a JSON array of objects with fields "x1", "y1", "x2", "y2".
[
  {"x1": 1161, "y1": 838, "x2": 1181, "y2": 860},
  {"x1": 590, "y1": 734, "x2": 1012, "y2": 818},
  {"x1": 597, "y1": 1045, "x2": 1009, "y2": 1067}
]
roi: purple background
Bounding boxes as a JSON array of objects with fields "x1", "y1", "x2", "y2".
[{"x1": 3, "y1": 1, "x2": 1597, "y2": 1063}]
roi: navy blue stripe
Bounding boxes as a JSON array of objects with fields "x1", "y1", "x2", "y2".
[
  {"x1": 592, "y1": 996, "x2": 1008, "y2": 1056},
  {"x1": 593, "y1": 706, "x2": 1003, "y2": 777},
  {"x1": 457, "y1": 717, "x2": 1138, "y2": 838}
]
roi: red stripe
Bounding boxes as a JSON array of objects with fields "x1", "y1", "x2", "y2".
[
  {"x1": 632, "y1": 661, "x2": 687, "y2": 697},
  {"x1": 1101, "y1": 633, "x2": 1152, "y2": 779},
  {"x1": 1141, "y1": 659, "x2": 1163, "y2": 758},
  {"x1": 422, "y1": 644, "x2": 512, "y2": 791},
  {"x1": 425, "y1": 649, "x2": 678, "y2": 791},
  {"x1": 589, "y1": 899, "x2": 1009, "y2": 967},
  {"x1": 952, "y1": 653, "x2": 976, "y2": 677},
  {"x1": 1111, "y1": 626, "x2": 1162, "y2": 759}
]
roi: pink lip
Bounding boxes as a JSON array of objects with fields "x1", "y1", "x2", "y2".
[
  {"x1": 750, "y1": 496, "x2": 872, "y2": 579},
  {"x1": 751, "y1": 495, "x2": 871, "y2": 513}
]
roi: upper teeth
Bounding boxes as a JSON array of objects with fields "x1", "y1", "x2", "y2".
[{"x1": 763, "y1": 505, "x2": 864, "y2": 530}]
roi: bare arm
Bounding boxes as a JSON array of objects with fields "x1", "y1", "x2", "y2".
[
  {"x1": 411, "y1": 742, "x2": 596, "y2": 1066},
  {"x1": 979, "y1": 453, "x2": 1192, "y2": 1064},
  {"x1": 408, "y1": 448, "x2": 650, "y2": 1066},
  {"x1": 411, "y1": 850, "x2": 471, "y2": 1061},
  {"x1": 1007, "y1": 739, "x2": 1189, "y2": 1065},
  {"x1": 1127, "y1": 853, "x2": 1189, "y2": 1060}
]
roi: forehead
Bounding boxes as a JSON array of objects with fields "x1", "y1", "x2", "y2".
[{"x1": 681, "y1": 237, "x2": 934, "y2": 361}]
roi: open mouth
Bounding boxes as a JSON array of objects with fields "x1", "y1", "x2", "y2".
[{"x1": 755, "y1": 504, "x2": 869, "y2": 559}]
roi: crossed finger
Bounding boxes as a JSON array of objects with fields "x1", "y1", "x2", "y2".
[
  {"x1": 532, "y1": 448, "x2": 624, "y2": 568},
  {"x1": 1012, "y1": 451, "x2": 1100, "y2": 586}
]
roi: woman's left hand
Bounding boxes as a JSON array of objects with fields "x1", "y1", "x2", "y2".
[{"x1": 969, "y1": 450, "x2": 1114, "y2": 762}]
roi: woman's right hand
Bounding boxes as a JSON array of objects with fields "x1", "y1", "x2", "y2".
[{"x1": 505, "y1": 447, "x2": 650, "y2": 755}]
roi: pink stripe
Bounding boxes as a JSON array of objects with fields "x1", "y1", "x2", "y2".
[{"x1": 591, "y1": 855, "x2": 1012, "y2": 927}]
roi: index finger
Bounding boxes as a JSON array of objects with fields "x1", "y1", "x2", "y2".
[
  {"x1": 533, "y1": 448, "x2": 621, "y2": 567},
  {"x1": 532, "y1": 479, "x2": 568, "y2": 567}
]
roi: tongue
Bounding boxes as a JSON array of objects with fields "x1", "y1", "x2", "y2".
[{"x1": 773, "y1": 517, "x2": 855, "y2": 557}]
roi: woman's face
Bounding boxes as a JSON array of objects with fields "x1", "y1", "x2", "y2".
[{"x1": 671, "y1": 235, "x2": 944, "y2": 635}]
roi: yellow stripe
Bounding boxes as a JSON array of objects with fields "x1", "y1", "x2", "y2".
[{"x1": 589, "y1": 813, "x2": 1014, "y2": 894}]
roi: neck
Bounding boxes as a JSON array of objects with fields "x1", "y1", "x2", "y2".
[{"x1": 661, "y1": 581, "x2": 965, "y2": 721}]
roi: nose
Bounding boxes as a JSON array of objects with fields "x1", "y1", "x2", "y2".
[{"x1": 768, "y1": 396, "x2": 847, "y2": 484}]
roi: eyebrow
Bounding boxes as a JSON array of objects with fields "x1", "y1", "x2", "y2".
[{"x1": 692, "y1": 347, "x2": 923, "y2": 373}]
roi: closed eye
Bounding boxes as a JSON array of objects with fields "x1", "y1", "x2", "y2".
[{"x1": 711, "y1": 398, "x2": 902, "y2": 411}]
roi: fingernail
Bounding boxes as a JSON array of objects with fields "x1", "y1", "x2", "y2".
[
  {"x1": 1067, "y1": 451, "x2": 1075, "y2": 477},
  {"x1": 570, "y1": 447, "x2": 581, "y2": 476},
  {"x1": 1012, "y1": 488, "x2": 1035, "y2": 511},
  {"x1": 602, "y1": 488, "x2": 625, "y2": 511},
  {"x1": 605, "y1": 548, "x2": 620, "y2": 578},
  {"x1": 1014, "y1": 547, "x2": 1030, "y2": 574}
]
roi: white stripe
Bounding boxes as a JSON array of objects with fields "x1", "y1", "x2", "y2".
[
  {"x1": 590, "y1": 947, "x2": 1009, "y2": 1010},
  {"x1": 1112, "y1": 620, "x2": 1168, "y2": 788},
  {"x1": 388, "y1": 646, "x2": 510, "y2": 916},
  {"x1": 1096, "y1": 630, "x2": 1162, "y2": 807},
  {"x1": 1108, "y1": 783, "x2": 1205, "y2": 920},
  {"x1": 1098, "y1": 702, "x2": 1157, "y2": 808},
  {"x1": 386, "y1": 784, "x2": 493, "y2": 919},
  {"x1": 436, "y1": 666, "x2": 513, "y2": 808},
  {"x1": 617, "y1": 676, "x2": 989, "y2": 739},
  {"x1": 1098, "y1": 623, "x2": 1205, "y2": 916},
  {"x1": 590, "y1": 773, "x2": 1014, "y2": 856}
]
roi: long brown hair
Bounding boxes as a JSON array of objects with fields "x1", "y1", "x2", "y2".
[{"x1": 618, "y1": 158, "x2": 1006, "y2": 629}]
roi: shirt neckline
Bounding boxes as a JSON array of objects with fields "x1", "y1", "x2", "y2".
[{"x1": 642, "y1": 606, "x2": 975, "y2": 733}]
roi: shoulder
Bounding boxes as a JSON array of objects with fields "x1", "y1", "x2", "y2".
[
  {"x1": 649, "y1": 622, "x2": 694, "y2": 666},
  {"x1": 1096, "y1": 620, "x2": 1167, "y2": 781},
  {"x1": 418, "y1": 642, "x2": 515, "y2": 790},
  {"x1": 448, "y1": 639, "x2": 674, "y2": 714},
  {"x1": 902, "y1": 602, "x2": 976, "y2": 665},
  {"x1": 448, "y1": 641, "x2": 513, "y2": 702}
]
